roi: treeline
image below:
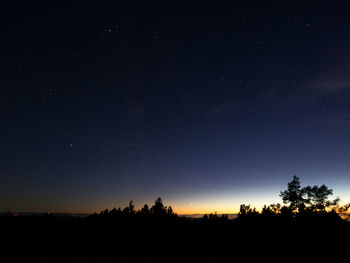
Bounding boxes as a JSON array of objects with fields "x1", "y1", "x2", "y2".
[
  {"x1": 2, "y1": 177, "x2": 349, "y2": 262},
  {"x1": 91, "y1": 197, "x2": 177, "y2": 220},
  {"x1": 2, "y1": 177, "x2": 350, "y2": 262},
  {"x1": 236, "y1": 176, "x2": 350, "y2": 224},
  {"x1": 89, "y1": 176, "x2": 350, "y2": 224},
  {"x1": 3, "y1": 176, "x2": 349, "y2": 225}
]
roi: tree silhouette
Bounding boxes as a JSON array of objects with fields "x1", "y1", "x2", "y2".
[
  {"x1": 209, "y1": 212, "x2": 219, "y2": 220},
  {"x1": 237, "y1": 204, "x2": 259, "y2": 221},
  {"x1": 150, "y1": 197, "x2": 167, "y2": 216},
  {"x1": 269, "y1": 203, "x2": 281, "y2": 214},
  {"x1": 280, "y1": 176, "x2": 340, "y2": 214},
  {"x1": 303, "y1": 184, "x2": 339, "y2": 212},
  {"x1": 279, "y1": 176, "x2": 305, "y2": 211},
  {"x1": 109, "y1": 208, "x2": 118, "y2": 217},
  {"x1": 122, "y1": 200, "x2": 135, "y2": 216},
  {"x1": 139, "y1": 204, "x2": 150, "y2": 216},
  {"x1": 166, "y1": 206, "x2": 175, "y2": 216},
  {"x1": 239, "y1": 204, "x2": 252, "y2": 216},
  {"x1": 128, "y1": 200, "x2": 135, "y2": 215},
  {"x1": 261, "y1": 205, "x2": 274, "y2": 216}
]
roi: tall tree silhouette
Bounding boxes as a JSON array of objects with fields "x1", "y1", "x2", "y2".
[
  {"x1": 279, "y1": 176, "x2": 341, "y2": 215},
  {"x1": 150, "y1": 197, "x2": 167, "y2": 216},
  {"x1": 122, "y1": 200, "x2": 135, "y2": 216},
  {"x1": 279, "y1": 176, "x2": 305, "y2": 211}
]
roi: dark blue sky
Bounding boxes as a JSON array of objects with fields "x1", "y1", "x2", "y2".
[{"x1": 2, "y1": 0, "x2": 350, "y2": 213}]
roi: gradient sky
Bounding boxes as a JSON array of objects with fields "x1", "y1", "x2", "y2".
[{"x1": 2, "y1": 0, "x2": 350, "y2": 214}]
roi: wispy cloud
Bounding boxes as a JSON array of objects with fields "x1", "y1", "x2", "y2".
[
  {"x1": 304, "y1": 114, "x2": 350, "y2": 127},
  {"x1": 205, "y1": 104, "x2": 230, "y2": 116},
  {"x1": 309, "y1": 77, "x2": 350, "y2": 95},
  {"x1": 261, "y1": 70, "x2": 350, "y2": 104}
]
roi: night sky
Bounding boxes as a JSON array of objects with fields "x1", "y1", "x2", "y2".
[{"x1": 2, "y1": 0, "x2": 350, "y2": 214}]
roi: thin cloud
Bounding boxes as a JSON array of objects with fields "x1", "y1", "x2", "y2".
[
  {"x1": 304, "y1": 114, "x2": 350, "y2": 127},
  {"x1": 310, "y1": 78, "x2": 350, "y2": 95},
  {"x1": 261, "y1": 71, "x2": 350, "y2": 104}
]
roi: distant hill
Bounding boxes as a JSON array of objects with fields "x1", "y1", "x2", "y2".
[
  {"x1": 0, "y1": 212, "x2": 91, "y2": 218},
  {"x1": 179, "y1": 214, "x2": 238, "y2": 219}
]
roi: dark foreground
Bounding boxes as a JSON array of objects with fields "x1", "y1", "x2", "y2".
[{"x1": 2, "y1": 214, "x2": 350, "y2": 262}]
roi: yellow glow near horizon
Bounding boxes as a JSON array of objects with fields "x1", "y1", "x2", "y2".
[
  {"x1": 169, "y1": 197, "x2": 350, "y2": 215},
  {"x1": 17, "y1": 185, "x2": 348, "y2": 215},
  {"x1": 170, "y1": 199, "x2": 280, "y2": 215}
]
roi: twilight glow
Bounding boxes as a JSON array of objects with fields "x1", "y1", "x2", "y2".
[{"x1": 2, "y1": 1, "x2": 350, "y2": 215}]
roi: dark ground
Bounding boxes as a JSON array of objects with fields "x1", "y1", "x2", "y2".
[{"x1": 2, "y1": 214, "x2": 349, "y2": 262}]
